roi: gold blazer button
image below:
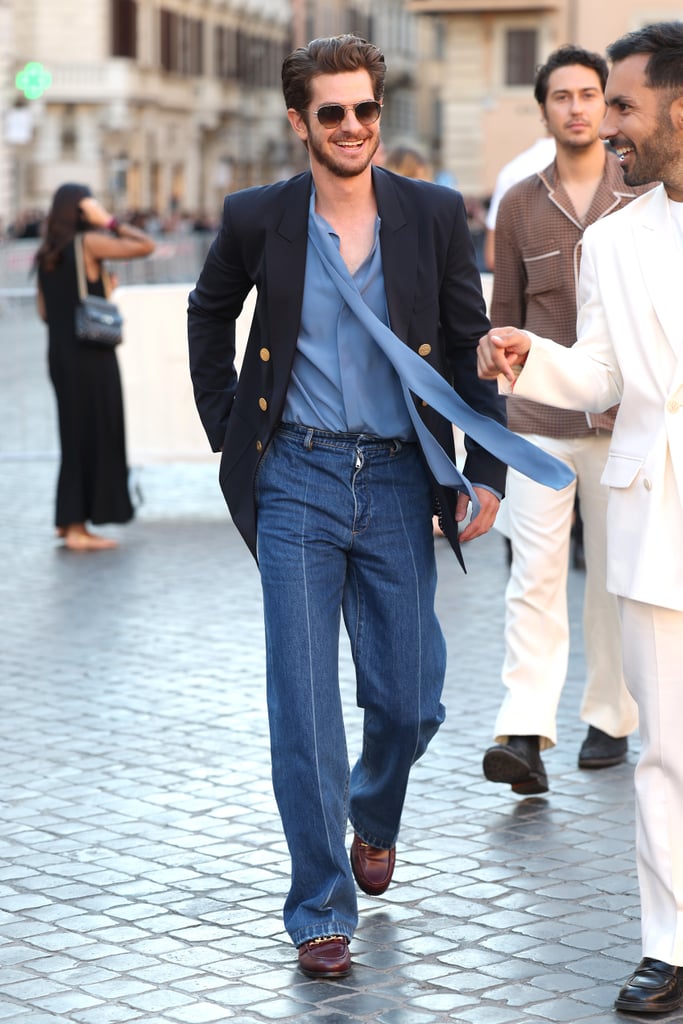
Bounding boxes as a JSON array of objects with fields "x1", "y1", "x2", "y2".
[
  {"x1": 256, "y1": 440, "x2": 263, "y2": 452},
  {"x1": 259, "y1": 348, "x2": 271, "y2": 362},
  {"x1": 259, "y1": 397, "x2": 268, "y2": 411},
  {"x1": 418, "y1": 344, "x2": 431, "y2": 357}
]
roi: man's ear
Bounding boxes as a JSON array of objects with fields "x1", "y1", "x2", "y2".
[
  {"x1": 287, "y1": 108, "x2": 308, "y2": 138},
  {"x1": 672, "y1": 92, "x2": 683, "y2": 133}
]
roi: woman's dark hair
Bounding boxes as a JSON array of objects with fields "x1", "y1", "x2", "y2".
[
  {"x1": 281, "y1": 34, "x2": 386, "y2": 113},
  {"x1": 607, "y1": 21, "x2": 683, "y2": 92},
  {"x1": 533, "y1": 45, "x2": 608, "y2": 106},
  {"x1": 35, "y1": 182, "x2": 92, "y2": 272}
]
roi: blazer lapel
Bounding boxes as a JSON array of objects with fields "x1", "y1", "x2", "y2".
[
  {"x1": 634, "y1": 186, "x2": 682, "y2": 364},
  {"x1": 375, "y1": 169, "x2": 418, "y2": 343},
  {"x1": 265, "y1": 173, "x2": 311, "y2": 368}
]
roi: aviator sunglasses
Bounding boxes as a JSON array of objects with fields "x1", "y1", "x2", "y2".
[{"x1": 309, "y1": 100, "x2": 382, "y2": 129}]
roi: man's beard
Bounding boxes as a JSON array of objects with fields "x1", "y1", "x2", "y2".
[
  {"x1": 623, "y1": 107, "x2": 678, "y2": 187},
  {"x1": 308, "y1": 131, "x2": 380, "y2": 178}
]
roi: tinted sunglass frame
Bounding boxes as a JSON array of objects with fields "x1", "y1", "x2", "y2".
[{"x1": 310, "y1": 100, "x2": 382, "y2": 129}]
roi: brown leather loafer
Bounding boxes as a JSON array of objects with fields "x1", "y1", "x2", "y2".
[
  {"x1": 350, "y1": 833, "x2": 396, "y2": 895},
  {"x1": 615, "y1": 957, "x2": 683, "y2": 1013},
  {"x1": 298, "y1": 935, "x2": 351, "y2": 978}
]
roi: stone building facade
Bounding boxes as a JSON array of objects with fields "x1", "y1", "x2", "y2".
[
  {"x1": 1, "y1": 0, "x2": 425, "y2": 228},
  {"x1": 407, "y1": 0, "x2": 683, "y2": 198}
]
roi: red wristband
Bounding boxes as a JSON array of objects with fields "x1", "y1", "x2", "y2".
[{"x1": 107, "y1": 217, "x2": 120, "y2": 233}]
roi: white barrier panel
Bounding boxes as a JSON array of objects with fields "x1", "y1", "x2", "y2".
[
  {"x1": 115, "y1": 276, "x2": 492, "y2": 465},
  {"x1": 115, "y1": 283, "x2": 254, "y2": 463}
]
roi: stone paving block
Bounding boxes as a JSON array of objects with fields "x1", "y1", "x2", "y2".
[
  {"x1": 377, "y1": 1011, "x2": 440, "y2": 1024},
  {"x1": 451, "y1": 1009, "x2": 522, "y2": 1024},
  {"x1": 79, "y1": 977, "x2": 154, "y2": 999},
  {"x1": 70, "y1": 1008, "x2": 146, "y2": 1024},
  {"x1": 31, "y1": 990, "x2": 104, "y2": 1013},
  {"x1": 168, "y1": 1003, "x2": 235, "y2": 1022},
  {"x1": 118, "y1": 988, "x2": 197, "y2": 1012},
  {"x1": 0, "y1": 1008, "x2": 32, "y2": 1023},
  {"x1": 0, "y1": 1015, "x2": 66, "y2": 1024}
]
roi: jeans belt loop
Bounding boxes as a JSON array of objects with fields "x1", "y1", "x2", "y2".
[{"x1": 303, "y1": 427, "x2": 315, "y2": 451}]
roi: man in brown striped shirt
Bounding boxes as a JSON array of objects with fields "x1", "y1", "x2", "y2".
[{"x1": 482, "y1": 45, "x2": 650, "y2": 795}]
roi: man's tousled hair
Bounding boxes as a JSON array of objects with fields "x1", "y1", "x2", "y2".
[
  {"x1": 282, "y1": 34, "x2": 386, "y2": 113},
  {"x1": 607, "y1": 21, "x2": 683, "y2": 92},
  {"x1": 533, "y1": 44, "x2": 608, "y2": 106}
]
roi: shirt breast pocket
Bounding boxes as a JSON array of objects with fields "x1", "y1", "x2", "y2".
[{"x1": 523, "y1": 247, "x2": 562, "y2": 296}]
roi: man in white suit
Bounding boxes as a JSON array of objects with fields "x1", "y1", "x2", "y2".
[{"x1": 477, "y1": 20, "x2": 683, "y2": 1016}]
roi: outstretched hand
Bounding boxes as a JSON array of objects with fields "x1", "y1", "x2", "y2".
[{"x1": 477, "y1": 327, "x2": 531, "y2": 384}]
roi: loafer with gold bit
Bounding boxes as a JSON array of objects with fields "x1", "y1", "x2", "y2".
[
  {"x1": 297, "y1": 935, "x2": 351, "y2": 978},
  {"x1": 350, "y1": 833, "x2": 396, "y2": 895}
]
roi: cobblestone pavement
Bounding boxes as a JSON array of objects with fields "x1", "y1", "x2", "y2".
[{"x1": 0, "y1": 300, "x2": 668, "y2": 1023}]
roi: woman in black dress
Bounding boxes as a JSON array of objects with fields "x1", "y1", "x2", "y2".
[{"x1": 36, "y1": 184, "x2": 155, "y2": 550}]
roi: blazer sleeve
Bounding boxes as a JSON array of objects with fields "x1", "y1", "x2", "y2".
[
  {"x1": 437, "y1": 190, "x2": 508, "y2": 494},
  {"x1": 188, "y1": 194, "x2": 255, "y2": 452}
]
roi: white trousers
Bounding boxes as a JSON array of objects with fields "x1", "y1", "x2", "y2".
[
  {"x1": 493, "y1": 433, "x2": 638, "y2": 749},
  {"x1": 621, "y1": 598, "x2": 683, "y2": 964}
]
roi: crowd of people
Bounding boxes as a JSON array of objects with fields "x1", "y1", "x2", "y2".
[
  {"x1": 2, "y1": 206, "x2": 220, "y2": 242},
  {"x1": 24, "y1": 18, "x2": 683, "y2": 1017}
]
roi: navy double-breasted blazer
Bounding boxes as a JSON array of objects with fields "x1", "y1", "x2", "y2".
[{"x1": 188, "y1": 166, "x2": 507, "y2": 568}]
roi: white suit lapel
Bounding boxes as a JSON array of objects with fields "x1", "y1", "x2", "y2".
[{"x1": 634, "y1": 186, "x2": 682, "y2": 363}]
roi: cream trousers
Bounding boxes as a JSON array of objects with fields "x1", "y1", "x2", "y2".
[
  {"x1": 621, "y1": 597, "x2": 683, "y2": 965},
  {"x1": 493, "y1": 433, "x2": 638, "y2": 749}
]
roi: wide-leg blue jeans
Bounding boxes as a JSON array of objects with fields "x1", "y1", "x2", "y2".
[{"x1": 255, "y1": 424, "x2": 447, "y2": 947}]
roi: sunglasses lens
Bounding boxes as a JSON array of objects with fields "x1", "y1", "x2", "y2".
[
  {"x1": 314, "y1": 102, "x2": 382, "y2": 128},
  {"x1": 355, "y1": 101, "x2": 381, "y2": 125},
  {"x1": 317, "y1": 105, "x2": 345, "y2": 128}
]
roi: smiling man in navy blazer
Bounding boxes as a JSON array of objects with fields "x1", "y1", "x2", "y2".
[{"x1": 188, "y1": 34, "x2": 507, "y2": 978}]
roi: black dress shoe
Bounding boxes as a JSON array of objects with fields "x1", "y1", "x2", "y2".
[
  {"x1": 298, "y1": 935, "x2": 351, "y2": 978},
  {"x1": 482, "y1": 735, "x2": 548, "y2": 794},
  {"x1": 578, "y1": 725, "x2": 628, "y2": 769},
  {"x1": 615, "y1": 957, "x2": 683, "y2": 1013},
  {"x1": 350, "y1": 833, "x2": 396, "y2": 895}
]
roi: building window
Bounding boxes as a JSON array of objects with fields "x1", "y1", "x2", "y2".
[
  {"x1": 433, "y1": 18, "x2": 446, "y2": 61},
  {"x1": 160, "y1": 9, "x2": 203, "y2": 75},
  {"x1": 111, "y1": 0, "x2": 137, "y2": 58},
  {"x1": 233, "y1": 32, "x2": 283, "y2": 88},
  {"x1": 216, "y1": 26, "x2": 238, "y2": 80},
  {"x1": 61, "y1": 105, "x2": 78, "y2": 157},
  {"x1": 505, "y1": 28, "x2": 537, "y2": 86}
]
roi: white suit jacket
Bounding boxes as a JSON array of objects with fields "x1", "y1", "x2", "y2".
[{"x1": 507, "y1": 184, "x2": 683, "y2": 611}]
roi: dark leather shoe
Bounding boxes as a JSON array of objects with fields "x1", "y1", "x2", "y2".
[
  {"x1": 482, "y1": 735, "x2": 548, "y2": 794},
  {"x1": 350, "y1": 833, "x2": 396, "y2": 895},
  {"x1": 615, "y1": 957, "x2": 683, "y2": 1013},
  {"x1": 578, "y1": 725, "x2": 628, "y2": 769},
  {"x1": 298, "y1": 935, "x2": 351, "y2": 978}
]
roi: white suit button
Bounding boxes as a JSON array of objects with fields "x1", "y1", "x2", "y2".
[{"x1": 643, "y1": 478, "x2": 652, "y2": 491}]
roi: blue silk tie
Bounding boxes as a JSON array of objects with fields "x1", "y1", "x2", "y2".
[{"x1": 308, "y1": 224, "x2": 574, "y2": 517}]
